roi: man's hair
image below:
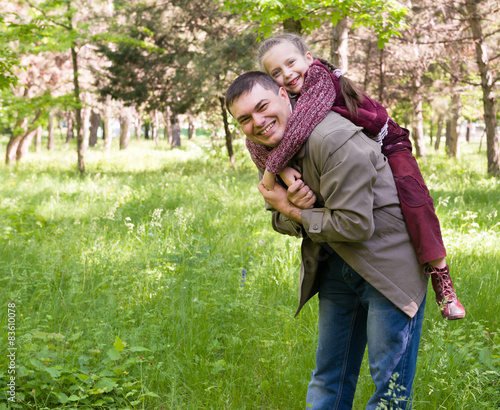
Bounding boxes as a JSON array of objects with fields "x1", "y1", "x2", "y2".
[{"x1": 225, "y1": 71, "x2": 280, "y2": 116}]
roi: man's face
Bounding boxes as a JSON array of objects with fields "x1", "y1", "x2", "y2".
[{"x1": 229, "y1": 84, "x2": 291, "y2": 147}]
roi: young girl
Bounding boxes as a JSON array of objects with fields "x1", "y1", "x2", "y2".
[{"x1": 247, "y1": 33, "x2": 465, "y2": 320}]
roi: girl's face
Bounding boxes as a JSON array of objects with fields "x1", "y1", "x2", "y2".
[{"x1": 262, "y1": 42, "x2": 314, "y2": 95}]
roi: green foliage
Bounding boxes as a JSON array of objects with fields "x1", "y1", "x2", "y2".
[
  {"x1": 222, "y1": 0, "x2": 409, "y2": 48},
  {"x1": 0, "y1": 330, "x2": 158, "y2": 407},
  {"x1": 0, "y1": 137, "x2": 498, "y2": 408},
  {"x1": 375, "y1": 373, "x2": 407, "y2": 410},
  {"x1": 0, "y1": 91, "x2": 75, "y2": 134},
  {"x1": 0, "y1": 13, "x2": 47, "y2": 90},
  {"x1": 96, "y1": 0, "x2": 257, "y2": 117}
]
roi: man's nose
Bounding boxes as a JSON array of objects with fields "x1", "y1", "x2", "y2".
[{"x1": 253, "y1": 112, "x2": 266, "y2": 127}]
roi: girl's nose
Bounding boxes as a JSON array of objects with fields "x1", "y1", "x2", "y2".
[{"x1": 283, "y1": 67, "x2": 293, "y2": 78}]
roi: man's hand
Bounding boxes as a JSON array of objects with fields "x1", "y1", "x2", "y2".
[
  {"x1": 258, "y1": 180, "x2": 302, "y2": 223},
  {"x1": 287, "y1": 179, "x2": 317, "y2": 209}
]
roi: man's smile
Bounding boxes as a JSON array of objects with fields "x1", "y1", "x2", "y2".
[{"x1": 258, "y1": 121, "x2": 275, "y2": 136}]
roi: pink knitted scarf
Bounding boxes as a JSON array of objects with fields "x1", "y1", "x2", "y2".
[
  {"x1": 246, "y1": 60, "x2": 390, "y2": 174},
  {"x1": 246, "y1": 62, "x2": 336, "y2": 173}
]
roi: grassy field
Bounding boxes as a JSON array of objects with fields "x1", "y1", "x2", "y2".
[{"x1": 0, "y1": 135, "x2": 499, "y2": 409}]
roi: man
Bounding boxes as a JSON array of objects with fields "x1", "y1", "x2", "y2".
[{"x1": 226, "y1": 71, "x2": 428, "y2": 410}]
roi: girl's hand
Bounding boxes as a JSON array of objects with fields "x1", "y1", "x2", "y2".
[
  {"x1": 279, "y1": 167, "x2": 302, "y2": 187},
  {"x1": 287, "y1": 179, "x2": 316, "y2": 209},
  {"x1": 262, "y1": 169, "x2": 276, "y2": 191}
]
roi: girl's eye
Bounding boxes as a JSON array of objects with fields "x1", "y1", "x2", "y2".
[
  {"x1": 287, "y1": 59, "x2": 295, "y2": 66},
  {"x1": 272, "y1": 70, "x2": 281, "y2": 78}
]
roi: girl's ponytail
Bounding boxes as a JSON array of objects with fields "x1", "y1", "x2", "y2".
[{"x1": 316, "y1": 57, "x2": 364, "y2": 116}]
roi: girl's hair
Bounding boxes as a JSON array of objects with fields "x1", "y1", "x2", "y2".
[{"x1": 257, "y1": 33, "x2": 364, "y2": 115}]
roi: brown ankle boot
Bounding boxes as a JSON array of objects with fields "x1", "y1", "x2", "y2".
[{"x1": 424, "y1": 264, "x2": 466, "y2": 320}]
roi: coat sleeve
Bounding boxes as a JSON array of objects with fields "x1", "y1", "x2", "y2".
[{"x1": 301, "y1": 133, "x2": 378, "y2": 243}]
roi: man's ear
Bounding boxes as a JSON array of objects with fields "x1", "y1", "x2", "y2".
[{"x1": 279, "y1": 87, "x2": 289, "y2": 101}]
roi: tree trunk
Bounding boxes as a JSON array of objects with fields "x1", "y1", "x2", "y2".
[
  {"x1": 103, "y1": 95, "x2": 112, "y2": 154},
  {"x1": 411, "y1": 77, "x2": 425, "y2": 158},
  {"x1": 82, "y1": 106, "x2": 91, "y2": 153},
  {"x1": 152, "y1": 109, "x2": 159, "y2": 146},
  {"x1": 70, "y1": 44, "x2": 85, "y2": 174},
  {"x1": 6, "y1": 115, "x2": 41, "y2": 164},
  {"x1": 465, "y1": 0, "x2": 499, "y2": 175},
  {"x1": 6, "y1": 127, "x2": 23, "y2": 165},
  {"x1": 47, "y1": 112, "x2": 55, "y2": 151},
  {"x1": 187, "y1": 112, "x2": 195, "y2": 139},
  {"x1": 330, "y1": 18, "x2": 349, "y2": 73},
  {"x1": 446, "y1": 92, "x2": 461, "y2": 157},
  {"x1": 16, "y1": 128, "x2": 37, "y2": 161},
  {"x1": 435, "y1": 114, "x2": 443, "y2": 151},
  {"x1": 119, "y1": 107, "x2": 131, "y2": 150},
  {"x1": 465, "y1": 120, "x2": 471, "y2": 142},
  {"x1": 134, "y1": 109, "x2": 142, "y2": 140},
  {"x1": 66, "y1": 115, "x2": 74, "y2": 145},
  {"x1": 35, "y1": 125, "x2": 42, "y2": 153},
  {"x1": 134, "y1": 121, "x2": 142, "y2": 139},
  {"x1": 171, "y1": 115, "x2": 181, "y2": 147},
  {"x1": 219, "y1": 96, "x2": 234, "y2": 164},
  {"x1": 283, "y1": 17, "x2": 302, "y2": 34},
  {"x1": 89, "y1": 110, "x2": 100, "y2": 147},
  {"x1": 429, "y1": 117, "x2": 434, "y2": 146},
  {"x1": 57, "y1": 115, "x2": 64, "y2": 139},
  {"x1": 164, "y1": 106, "x2": 173, "y2": 145},
  {"x1": 378, "y1": 47, "x2": 385, "y2": 105},
  {"x1": 363, "y1": 40, "x2": 373, "y2": 91}
]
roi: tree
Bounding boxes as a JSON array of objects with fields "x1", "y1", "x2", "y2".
[
  {"x1": 96, "y1": 0, "x2": 256, "y2": 160},
  {"x1": 192, "y1": 29, "x2": 257, "y2": 163},
  {"x1": 0, "y1": 8, "x2": 46, "y2": 90},
  {"x1": 21, "y1": 0, "x2": 114, "y2": 173},
  {"x1": 464, "y1": 0, "x2": 499, "y2": 175},
  {"x1": 95, "y1": 0, "x2": 195, "y2": 133},
  {"x1": 223, "y1": 0, "x2": 408, "y2": 48}
]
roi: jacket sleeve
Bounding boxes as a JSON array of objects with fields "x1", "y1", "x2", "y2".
[
  {"x1": 301, "y1": 133, "x2": 378, "y2": 243},
  {"x1": 271, "y1": 211, "x2": 306, "y2": 238}
]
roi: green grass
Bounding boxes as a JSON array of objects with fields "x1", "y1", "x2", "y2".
[{"x1": 0, "y1": 136, "x2": 499, "y2": 409}]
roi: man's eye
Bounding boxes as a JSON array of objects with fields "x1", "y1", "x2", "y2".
[
  {"x1": 259, "y1": 103, "x2": 268, "y2": 111},
  {"x1": 239, "y1": 118, "x2": 249, "y2": 124}
]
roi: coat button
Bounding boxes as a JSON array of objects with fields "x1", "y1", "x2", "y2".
[{"x1": 313, "y1": 224, "x2": 319, "y2": 230}]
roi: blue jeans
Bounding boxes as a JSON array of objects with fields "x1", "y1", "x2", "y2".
[{"x1": 306, "y1": 250, "x2": 426, "y2": 410}]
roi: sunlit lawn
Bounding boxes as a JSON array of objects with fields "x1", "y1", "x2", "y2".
[{"x1": 0, "y1": 135, "x2": 499, "y2": 409}]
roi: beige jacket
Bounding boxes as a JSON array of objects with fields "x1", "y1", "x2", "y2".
[{"x1": 270, "y1": 112, "x2": 428, "y2": 318}]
